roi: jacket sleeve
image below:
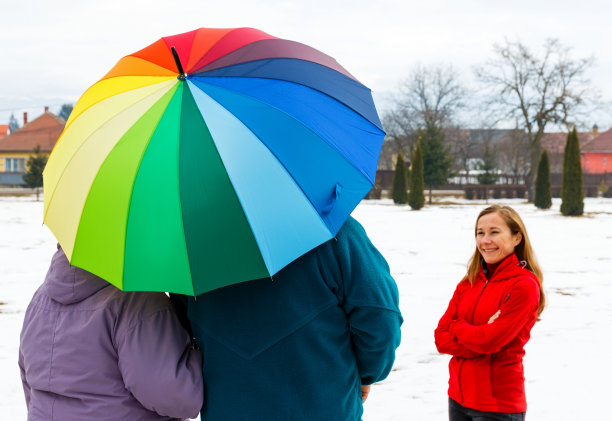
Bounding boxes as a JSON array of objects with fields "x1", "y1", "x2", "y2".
[
  {"x1": 116, "y1": 305, "x2": 204, "y2": 419},
  {"x1": 331, "y1": 218, "x2": 403, "y2": 385},
  {"x1": 449, "y1": 277, "x2": 540, "y2": 354},
  {"x1": 18, "y1": 346, "x2": 30, "y2": 407},
  {"x1": 434, "y1": 285, "x2": 484, "y2": 359}
]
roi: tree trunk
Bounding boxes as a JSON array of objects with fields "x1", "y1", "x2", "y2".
[{"x1": 527, "y1": 140, "x2": 542, "y2": 201}]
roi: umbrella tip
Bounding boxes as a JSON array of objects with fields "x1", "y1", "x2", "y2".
[{"x1": 170, "y1": 46, "x2": 186, "y2": 80}]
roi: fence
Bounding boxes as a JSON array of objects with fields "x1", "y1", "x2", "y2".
[
  {"x1": 463, "y1": 185, "x2": 527, "y2": 200},
  {"x1": 367, "y1": 170, "x2": 612, "y2": 200},
  {"x1": 551, "y1": 173, "x2": 612, "y2": 198},
  {"x1": 0, "y1": 172, "x2": 25, "y2": 186}
]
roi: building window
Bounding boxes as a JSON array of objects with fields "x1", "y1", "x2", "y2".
[{"x1": 5, "y1": 158, "x2": 26, "y2": 172}]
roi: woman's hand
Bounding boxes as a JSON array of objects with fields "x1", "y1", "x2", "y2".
[
  {"x1": 488, "y1": 310, "x2": 501, "y2": 324},
  {"x1": 361, "y1": 385, "x2": 371, "y2": 403}
]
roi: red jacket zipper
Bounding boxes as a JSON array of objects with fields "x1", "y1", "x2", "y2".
[
  {"x1": 471, "y1": 279, "x2": 489, "y2": 323},
  {"x1": 459, "y1": 278, "x2": 489, "y2": 405}
]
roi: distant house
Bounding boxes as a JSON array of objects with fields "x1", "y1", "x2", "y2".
[
  {"x1": 540, "y1": 129, "x2": 596, "y2": 174},
  {"x1": 581, "y1": 127, "x2": 612, "y2": 174},
  {"x1": 376, "y1": 126, "x2": 605, "y2": 191},
  {"x1": 0, "y1": 108, "x2": 65, "y2": 185},
  {"x1": 0, "y1": 125, "x2": 8, "y2": 138}
]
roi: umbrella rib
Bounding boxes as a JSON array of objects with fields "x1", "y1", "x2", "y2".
[
  {"x1": 185, "y1": 81, "x2": 345, "y2": 243},
  {"x1": 62, "y1": 76, "x2": 175, "y2": 134},
  {"x1": 106, "y1": 55, "x2": 177, "y2": 76},
  {"x1": 174, "y1": 84, "x2": 210, "y2": 296},
  {"x1": 120, "y1": 88, "x2": 181, "y2": 293},
  {"x1": 185, "y1": 27, "x2": 268, "y2": 75},
  {"x1": 191, "y1": 39, "x2": 359, "y2": 82},
  {"x1": 192, "y1": 58, "x2": 382, "y2": 130},
  {"x1": 44, "y1": 82, "x2": 176, "y2": 227},
  {"x1": 187, "y1": 81, "x2": 335, "y2": 275},
  {"x1": 175, "y1": 130, "x2": 197, "y2": 298},
  {"x1": 190, "y1": 77, "x2": 379, "y2": 185}
]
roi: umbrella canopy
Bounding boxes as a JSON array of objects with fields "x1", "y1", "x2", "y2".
[{"x1": 43, "y1": 27, "x2": 385, "y2": 295}]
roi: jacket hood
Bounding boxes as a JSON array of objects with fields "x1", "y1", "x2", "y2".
[{"x1": 43, "y1": 244, "x2": 110, "y2": 304}]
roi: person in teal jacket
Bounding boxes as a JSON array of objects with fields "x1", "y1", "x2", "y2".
[{"x1": 172, "y1": 216, "x2": 402, "y2": 421}]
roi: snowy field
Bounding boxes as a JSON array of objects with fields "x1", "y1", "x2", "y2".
[{"x1": 1, "y1": 195, "x2": 611, "y2": 420}]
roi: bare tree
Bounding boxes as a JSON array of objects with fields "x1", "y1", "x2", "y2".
[
  {"x1": 381, "y1": 64, "x2": 467, "y2": 169},
  {"x1": 475, "y1": 38, "x2": 597, "y2": 198},
  {"x1": 380, "y1": 110, "x2": 415, "y2": 169},
  {"x1": 395, "y1": 64, "x2": 466, "y2": 129},
  {"x1": 496, "y1": 128, "x2": 531, "y2": 184},
  {"x1": 445, "y1": 126, "x2": 475, "y2": 185}
]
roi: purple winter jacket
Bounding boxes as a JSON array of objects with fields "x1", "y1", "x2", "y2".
[{"x1": 18, "y1": 246, "x2": 204, "y2": 421}]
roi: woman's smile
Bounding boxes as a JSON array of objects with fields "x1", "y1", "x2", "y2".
[{"x1": 476, "y1": 212, "x2": 522, "y2": 264}]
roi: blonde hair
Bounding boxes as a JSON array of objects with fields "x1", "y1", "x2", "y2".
[{"x1": 466, "y1": 205, "x2": 545, "y2": 316}]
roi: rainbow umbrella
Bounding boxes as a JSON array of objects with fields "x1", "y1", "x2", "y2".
[{"x1": 43, "y1": 27, "x2": 385, "y2": 295}]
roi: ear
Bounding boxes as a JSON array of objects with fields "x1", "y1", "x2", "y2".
[{"x1": 514, "y1": 232, "x2": 523, "y2": 247}]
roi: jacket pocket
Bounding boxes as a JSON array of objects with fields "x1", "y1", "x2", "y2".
[
  {"x1": 461, "y1": 355, "x2": 495, "y2": 405},
  {"x1": 490, "y1": 354, "x2": 496, "y2": 397}
]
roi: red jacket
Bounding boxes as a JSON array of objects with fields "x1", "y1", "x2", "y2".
[{"x1": 434, "y1": 253, "x2": 540, "y2": 413}]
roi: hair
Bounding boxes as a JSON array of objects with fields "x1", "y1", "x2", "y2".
[{"x1": 465, "y1": 205, "x2": 545, "y2": 316}]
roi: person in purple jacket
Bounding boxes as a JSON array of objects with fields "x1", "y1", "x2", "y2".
[{"x1": 18, "y1": 244, "x2": 204, "y2": 421}]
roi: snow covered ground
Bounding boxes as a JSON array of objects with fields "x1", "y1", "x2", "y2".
[{"x1": 1, "y1": 195, "x2": 611, "y2": 419}]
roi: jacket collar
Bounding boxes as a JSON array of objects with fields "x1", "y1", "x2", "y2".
[{"x1": 480, "y1": 253, "x2": 525, "y2": 282}]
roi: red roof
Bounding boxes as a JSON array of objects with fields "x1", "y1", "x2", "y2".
[
  {"x1": 0, "y1": 125, "x2": 8, "y2": 138},
  {"x1": 540, "y1": 131, "x2": 594, "y2": 154},
  {"x1": 582, "y1": 128, "x2": 612, "y2": 153},
  {"x1": 0, "y1": 112, "x2": 65, "y2": 152}
]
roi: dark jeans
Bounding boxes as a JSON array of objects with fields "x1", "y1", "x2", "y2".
[{"x1": 449, "y1": 398, "x2": 525, "y2": 421}]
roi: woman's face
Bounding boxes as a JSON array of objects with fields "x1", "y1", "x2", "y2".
[{"x1": 476, "y1": 212, "x2": 522, "y2": 264}]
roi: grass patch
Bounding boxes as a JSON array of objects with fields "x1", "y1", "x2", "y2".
[
  {"x1": 0, "y1": 192, "x2": 36, "y2": 197},
  {"x1": 554, "y1": 288, "x2": 576, "y2": 296},
  {"x1": 434, "y1": 200, "x2": 467, "y2": 206},
  {"x1": 585, "y1": 211, "x2": 612, "y2": 217}
]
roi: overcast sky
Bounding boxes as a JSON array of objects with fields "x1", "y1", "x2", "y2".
[{"x1": 2, "y1": 0, "x2": 611, "y2": 130}]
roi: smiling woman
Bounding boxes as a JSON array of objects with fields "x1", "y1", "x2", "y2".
[
  {"x1": 435, "y1": 204, "x2": 545, "y2": 421},
  {"x1": 475, "y1": 212, "x2": 522, "y2": 265}
]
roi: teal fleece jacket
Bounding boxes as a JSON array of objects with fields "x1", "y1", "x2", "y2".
[{"x1": 172, "y1": 216, "x2": 402, "y2": 421}]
